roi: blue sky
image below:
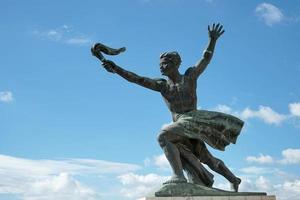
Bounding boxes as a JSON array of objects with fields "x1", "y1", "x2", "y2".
[{"x1": 1, "y1": 0, "x2": 300, "y2": 200}]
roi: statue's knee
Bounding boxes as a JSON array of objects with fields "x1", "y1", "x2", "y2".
[{"x1": 157, "y1": 131, "x2": 168, "y2": 147}]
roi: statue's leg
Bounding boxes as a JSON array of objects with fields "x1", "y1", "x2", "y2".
[
  {"x1": 194, "y1": 141, "x2": 241, "y2": 192},
  {"x1": 157, "y1": 125, "x2": 187, "y2": 184},
  {"x1": 179, "y1": 144, "x2": 214, "y2": 187}
]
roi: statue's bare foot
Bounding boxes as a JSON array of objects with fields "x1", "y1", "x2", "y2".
[
  {"x1": 231, "y1": 177, "x2": 241, "y2": 192},
  {"x1": 163, "y1": 175, "x2": 187, "y2": 185}
]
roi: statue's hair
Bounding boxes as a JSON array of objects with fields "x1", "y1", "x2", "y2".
[{"x1": 160, "y1": 51, "x2": 182, "y2": 67}]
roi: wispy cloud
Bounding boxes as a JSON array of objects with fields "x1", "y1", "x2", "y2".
[
  {"x1": 240, "y1": 106, "x2": 287, "y2": 125},
  {"x1": 246, "y1": 148, "x2": 300, "y2": 165},
  {"x1": 236, "y1": 168, "x2": 300, "y2": 199},
  {"x1": 255, "y1": 3, "x2": 284, "y2": 26},
  {"x1": 214, "y1": 104, "x2": 232, "y2": 114},
  {"x1": 0, "y1": 154, "x2": 140, "y2": 200},
  {"x1": 246, "y1": 154, "x2": 275, "y2": 164},
  {"x1": 32, "y1": 25, "x2": 92, "y2": 46},
  {"x1": 289, "y1": 103, "x2": 300, "y2": 117},
  {"x1": 240, "y1": 166, "x2": 277, "y2": 175},
  {"x1": 281, "y1": 180, "x2": 300, "y2": 199},
  {"x1": 22, "y1": 173, "x2": 97, "y2": 200},
  {"x1": 0, "y1": 91, "x2": 14, "y2": 103},
  {"x1": 279, "y1": 149, "x2": 300, "y2": 165},
  {"x1": 144, "y1": 153, "x2": 170, "y2": 170},
  {"x1": 65, "y1": 37, "x2": 92, "y2": 45},
  {"x1": 213, "y1": 104, "x2": 288, "y2": 125},
  {"x1": 153, "y1": 154, "x2": 169, "y2": 170},
  {"x1": 213, "y1": 103, "x2": 300, "y2": 126}
]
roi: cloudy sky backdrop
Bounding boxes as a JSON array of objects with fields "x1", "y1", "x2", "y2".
[{"x1": 1, "y1": 0, "x2": 300, "y2": 200}]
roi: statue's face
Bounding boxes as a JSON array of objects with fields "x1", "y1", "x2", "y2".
[{"x1": 160, "y1": 58, "x2": 176, "y2": 76}]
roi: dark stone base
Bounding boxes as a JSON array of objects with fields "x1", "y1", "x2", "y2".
[{"x1": 155, "y1": 183, "x2": 267, "y2": 197}]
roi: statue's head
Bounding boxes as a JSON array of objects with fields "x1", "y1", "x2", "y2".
[{"x1": 159, "y1": 51, "x2": 181, "y2": 76}]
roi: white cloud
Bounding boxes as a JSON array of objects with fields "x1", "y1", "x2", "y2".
[
  {"x1": 255, "y1": 176, "x2": 273, "y2": 191},
  {"x1": 237, "y1": 176, "x2": 300, "y2": 200},
  {"x1": 279, "y1": 149, "x2": 300, "y2": 164},
  {"x1": 143, "y1": 157, "x2": 151, "y2": 166},
  {"x1": 282, "y1": 180, "x2": 300, "y2": 196},
  {"x1": 118, "y1": 173, "x2": 167, "y2": 186},
  {"x1": 32, "y1": 25, "x2": 92, "y2": 46},
  {"x1": 255, "y1": 3, "x2": 284, "y2": 26},
  {"x1": 246, "y1": 154, "x2": 274, "y2": 164},
  {"x1": 214, "y1": 104, "x2": 288, "y2": 125},
  {"x1": 45, "y1": 30, "x2": 62, "y2": 41},
  {"x1": 289, "y1": 102, "x2": 300, "y2": 117},
  {"x1": 0, "y1": 155, "x2": 140, "y2": 176},
  {"x1": 118, "y1": 172, "x2": 169, "y2": 199},
  {"x1": 153, "y1": 154, "x2": 170, "y2": 170},
  {"x1": 23, "y1": 173, "x2": 97, "y2": 200},
  {"x1": 246, "y1": 149, "x2": 300, "y2": 165},
  {"x1": 65, "y1": 37, "x2": 92, "y2": 45},
  {"x1": 239, "y1": 150, "x2": 300, "y2": 200},
  {"x1": 0, "y1": 91, "x2": 14, "y2": 102},
  {"x1": 240, "y1": 166, "x2": 275, "y2": 174},
  {"x1": 214, "y1": 104, "x2": 232, "y2": 114},
  {"x1": 144, "y1": 153, "x2": 170, "y2": 170},
  {"x1": 240, "y1": 106, "x2": 287, "y2": 125},
  {"x1": 0, "y1": 154, "x2": 140, "y2": 200}
]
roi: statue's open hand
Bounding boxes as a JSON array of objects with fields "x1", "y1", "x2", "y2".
[
  {"x1": 102, "y1": 60, "x2": 116, "y2": 73},
  {"x1": 208, "y1": 23, "x2": 225, "y2": 40}
]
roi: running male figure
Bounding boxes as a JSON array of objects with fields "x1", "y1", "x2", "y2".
[{"x1": 92, "y1": 23, "x2": 243, "y2": 192}]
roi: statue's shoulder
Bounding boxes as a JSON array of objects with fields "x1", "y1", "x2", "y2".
[
  {"x1": 184, "y1": 66, "x2": 196, "y2": 76},
  {"x1": 154, "y1": 78, "x2": 168, "y2": 90}
]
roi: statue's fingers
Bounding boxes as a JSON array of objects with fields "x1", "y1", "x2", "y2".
[
  {"x1": 217, "y1": 25, "x2": 223, "y2": 33},
  {"x1": 94, "y1": 43, "x2": 100, "y2": 50},
  {"x1": 219, "y1": 30, "x2": 225, "y2": 36},
  {"x1": 208, "y1": 25, "x2": 211, "y2": 32},
  {"x1": 212, "y1": 23, "x2": 215, "y2": 30},
  {"x1": 215, "y1": 23, "x2": 220, "y2": 30}
]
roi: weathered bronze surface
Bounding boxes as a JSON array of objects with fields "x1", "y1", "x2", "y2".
[{"x1": 92, "y1": 23, "x2": 245, "y2": 195}]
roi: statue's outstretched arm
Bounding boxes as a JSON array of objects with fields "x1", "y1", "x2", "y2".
[
  {"x1": 192, "y1": 23, "x2": 225, "y2": 79},
  {"x1": 102, "y1": 60, "x2": 164, "y2": 92}
]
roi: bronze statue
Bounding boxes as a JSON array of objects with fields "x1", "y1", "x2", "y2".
[{"x1": 91, "y1": 23, "x2": 243, "y2": 192}]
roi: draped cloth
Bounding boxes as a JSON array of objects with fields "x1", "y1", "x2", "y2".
[{"x1": 173, "y1": 110, "x2": 244, "y2": 151}]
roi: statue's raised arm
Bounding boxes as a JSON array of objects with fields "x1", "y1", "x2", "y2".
[
  {"x1": 91, "y1": 43, "x2": 165, "y2": 92},
  {"x1": 191, "y1": 23, "x2": 225, "y2": 79}
]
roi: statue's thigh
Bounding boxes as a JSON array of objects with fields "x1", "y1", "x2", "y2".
[
  {"x1": 196, "y1": 143, "x2": 215, "y2": 163},
  {"x1": 159, "y1": 122, "x2": 187, "y2": 143}
]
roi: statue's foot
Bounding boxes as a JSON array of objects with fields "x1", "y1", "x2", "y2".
[
  {"x1": 231, "y1": 177, "x2": 241, "y2": 192},
  {"x1": 163, "y1": 175, "x2": 187, "y2": 185}
]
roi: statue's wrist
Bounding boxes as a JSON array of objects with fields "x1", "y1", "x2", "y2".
[{"x1": 209, "y1": 36, "x2": 218, "y2": 41}]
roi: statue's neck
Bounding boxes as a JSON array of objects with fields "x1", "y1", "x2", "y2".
[{"x1": 168, "y1": 71, "x2": 181, "y2": 84}]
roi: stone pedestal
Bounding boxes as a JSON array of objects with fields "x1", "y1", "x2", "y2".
[
  {"x1": 145, "y1": 196, "x2": 276, "y2": 200},
  {"x1": 145, "y1": 183, "x2": 276, "y2": 200}
]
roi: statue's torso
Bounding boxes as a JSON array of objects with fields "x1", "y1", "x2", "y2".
[{"x1": 160, "y1": 74, "x2": 197, "y2": 121}]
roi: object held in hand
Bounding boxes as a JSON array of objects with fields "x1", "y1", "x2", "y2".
[{"x1": 91, "y1": 43, "x2": 126, "y2": 62}]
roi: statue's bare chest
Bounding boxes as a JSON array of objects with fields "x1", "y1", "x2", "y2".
[{"x1": 161, "y1": 76, "x2": 196, "y2": 106}]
